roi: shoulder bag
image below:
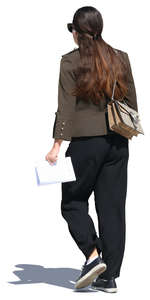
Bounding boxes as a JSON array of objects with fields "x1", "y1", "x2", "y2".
[{"x1": 107, "y1": 79, "x2": 144, "y2": 139}]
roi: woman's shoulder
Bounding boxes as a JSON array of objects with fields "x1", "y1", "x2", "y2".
[
  {"x1": 113, "y1": 47, "x2": 130, "y2": 67},
  {"x1": 60, "y1": 47, "x2": 80, "y2": 73},
  {"x1": 61, "y1": 47, "x2": 80, "y2": 66},
  {"x1": 62, "y1": 47, "x2": 80, "y2": 58},
  {"x1": 113, "y1": 47, "x2": 127, "y2": 56}
]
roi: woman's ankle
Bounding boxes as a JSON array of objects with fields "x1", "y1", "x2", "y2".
[{"x1": 88, "y1": 247, "x2": 99, "y2": 260}]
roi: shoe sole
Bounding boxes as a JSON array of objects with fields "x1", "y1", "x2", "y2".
[
  {"x1": 74, "y1": 263, "x2": 107, "y2": 289},
  {"x1": 91, "y1": 286, "x2": 117, "y2": 293}
]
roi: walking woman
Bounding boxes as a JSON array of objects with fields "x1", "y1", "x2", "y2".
[{"x1": 45, "y1": 6, "x2": 138, "y2": 293}]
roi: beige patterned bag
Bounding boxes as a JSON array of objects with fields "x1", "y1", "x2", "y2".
[{"x1": 107, "y1": 79, "x2": 144, "y2": 139}]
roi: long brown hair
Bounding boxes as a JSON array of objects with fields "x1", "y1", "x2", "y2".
[{"x1": 71, "y1": 6, "x2": 129, "y2": 105}]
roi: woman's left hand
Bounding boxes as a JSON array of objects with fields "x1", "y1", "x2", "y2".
[{"x1": 45, "y1": 146, "x2": 59, "y2": 165}]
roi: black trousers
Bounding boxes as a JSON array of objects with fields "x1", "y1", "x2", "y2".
[{"x1": 61, "y1": 132, "x2": 129, "y2": 279}]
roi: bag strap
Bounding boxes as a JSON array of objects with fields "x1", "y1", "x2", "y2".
[
  {"x1": 111, "y1": 79, "x2": 117, "y2": 101},
  {"x1": 111, "y1": 79, "x2": 127, "y2": 105}
]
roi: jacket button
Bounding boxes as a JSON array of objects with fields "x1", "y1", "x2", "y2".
[
  {"x1": 62, "y1": 121, "x2": 65, "y2": 125},
  {"x1": 61, "y1": 127, "x2": 64, "y2": 130},
  {"x1": 60, "y1": 133, "x2": 63, "y2": 136}
]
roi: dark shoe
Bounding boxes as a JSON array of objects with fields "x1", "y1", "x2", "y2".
[
  {"x1": 74, "y1": 256, "x2": 107, "y2": 289},
  {"x1": 91, "y1": 276, "x2": 117, "y2": 293}
]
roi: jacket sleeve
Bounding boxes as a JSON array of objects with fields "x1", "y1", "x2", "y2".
[
  {"x1": 52, "y1": 56, "x2": 76, "y2": 141},
  {"x1": 124, "y1": 52, "x2": 138, "y2": 112}
]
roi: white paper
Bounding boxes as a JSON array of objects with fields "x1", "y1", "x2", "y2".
[{"x1": 35, "y1": 156, "x2": 76, "y2": 185}]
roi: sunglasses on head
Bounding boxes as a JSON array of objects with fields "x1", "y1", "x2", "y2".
[
  {"x1": 67, "y1": 23, "x2": 75, "y2": 33},
  {"x1": 67, "y1": 23, "x2": 94, "y2": 37}
]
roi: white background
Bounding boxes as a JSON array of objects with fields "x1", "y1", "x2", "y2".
[{"x1": 0, "y1": 0, "x2": 149, "y2": 299}]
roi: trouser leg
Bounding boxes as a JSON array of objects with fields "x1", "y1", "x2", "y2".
[
  {"x1": 61, "y1": 136, "x2": 110, "y2": 260},
  {"x1": 93, "y1": 135, "x2": 129, "y2": 279}
]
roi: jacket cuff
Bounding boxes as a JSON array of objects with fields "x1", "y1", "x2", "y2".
[{"x1": 52, "y1": 111, "x2": 73, "y2": 141}]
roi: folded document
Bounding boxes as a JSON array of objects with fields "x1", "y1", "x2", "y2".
[{"x1": 35, "y1": 156, "x2": 76, "y2": 185}]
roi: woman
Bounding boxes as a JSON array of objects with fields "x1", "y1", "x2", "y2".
[{"x1": 45, "y1": 6, "x2": 138, "y2": 292}]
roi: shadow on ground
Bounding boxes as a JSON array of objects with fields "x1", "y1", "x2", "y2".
[{"x1": 8, "y1": 264, "x2": 98, "y2": 292}]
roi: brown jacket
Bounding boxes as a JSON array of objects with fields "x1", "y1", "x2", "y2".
[{"x1": 52, "y1": 47, "x2": 138, "y2": 141}]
